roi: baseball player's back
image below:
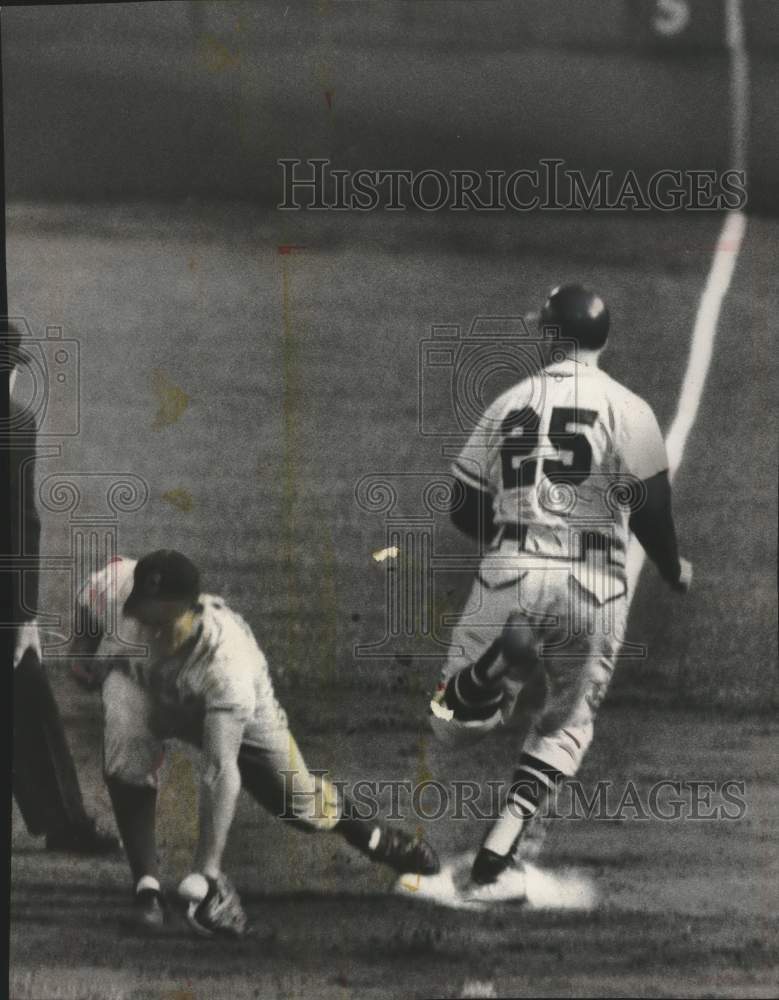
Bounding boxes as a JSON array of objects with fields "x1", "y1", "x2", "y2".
[
  {"x1": 453, "y1": 357, "x2": 668, "y2": 600},
  {"x1": 423, "y1": 285, "x2": 690, "y2": 906}
]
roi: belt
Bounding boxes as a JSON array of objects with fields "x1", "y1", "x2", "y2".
[{"x1": 497, "y1": 523, "x2": 623, "y2": 561}]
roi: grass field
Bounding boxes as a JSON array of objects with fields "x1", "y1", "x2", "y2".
[{"x1": 8, "y1": 203, "x2": 779, "y2": 998}]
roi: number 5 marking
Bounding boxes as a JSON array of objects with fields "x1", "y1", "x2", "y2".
[{"x1": 544, "y1": 407, "x2": 598, "y2": 486}]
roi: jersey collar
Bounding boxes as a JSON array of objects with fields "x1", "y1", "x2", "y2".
[{"x1": 543, "y1": 357, "x2": 596, "y2": 377}]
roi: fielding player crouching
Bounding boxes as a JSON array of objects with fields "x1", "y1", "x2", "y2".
[{"x1": 70, "y1": 550, "x2": 438, "y2": 935}]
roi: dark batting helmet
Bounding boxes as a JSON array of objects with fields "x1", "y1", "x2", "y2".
[{"x1": 539, "y1": 284, "x2": 610, "y2": 349}]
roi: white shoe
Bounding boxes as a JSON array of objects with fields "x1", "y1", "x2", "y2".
[
  {"x1": 396, "y1": 854, "x2": 599, "y2": 912},
  {"x1": 395, "y1": 853, "x2": 526, "y2": 910},
  {"x1": 395, "y1": 852, "x2": 480, "y2": 910}
]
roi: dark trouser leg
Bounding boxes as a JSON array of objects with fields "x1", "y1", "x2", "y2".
[
  {"x1": 102, "y1": 668, "x2": 166, "y2": 879},
  {"x1": 12, "y1": 648, "x2": 90, "y2": 835},
  {"x1": 237, "y1": 738, "x2": 438, "y2": 874},
  {"x1": 106, "y1": 778, "x2": 159, "y2": 885},
  {"x1": 238, "y1": 742, "x2": 378, "y2": 851},
  {"x1": 239, "y1": 743, "x2": 376, "y2": 851},
  {"x1": 237, "y1": 739, "x2": 340, "y2": 831}
]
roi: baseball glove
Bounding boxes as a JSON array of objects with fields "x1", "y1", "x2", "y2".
[{"x1": 179, "y1": 872, "x2": 248, "y2": 938}]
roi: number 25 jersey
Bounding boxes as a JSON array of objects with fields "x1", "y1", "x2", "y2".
[{"x1": 452, "y1": 358, "x2": 669, "y2": 599}]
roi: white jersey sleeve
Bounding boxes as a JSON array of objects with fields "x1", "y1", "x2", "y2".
[
  {"x1": 618, "y1": 395, "x2": 669, "y2": 482},
  {"x1": 196, "y1": 605, "x2": 263, "y2": 721},
  {"x1": 451, "y1": 389, "x2": 520, "y2": 495},
  {"x1": 202, "y1": 661, "x2": 257, "y2": 720},
  {"x1": 76, "y1": 555, "x2": 136, "y2": 633}
]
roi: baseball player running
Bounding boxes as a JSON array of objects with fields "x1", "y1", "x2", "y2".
[
  {"x1": 70, "y1": 550, "x2": 439, "y2": 934},
  {"x1": 425, "y1": 284, "x2": 691, "y2": 904}
]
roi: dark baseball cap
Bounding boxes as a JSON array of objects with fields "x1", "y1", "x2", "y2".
[{"x1": 124, "y1": 549, "x2": 201, "y2": 616}]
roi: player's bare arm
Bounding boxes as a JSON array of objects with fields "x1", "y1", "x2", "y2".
[{"x1": 192, "y1": 709, "x2": 245, "y2": 879}]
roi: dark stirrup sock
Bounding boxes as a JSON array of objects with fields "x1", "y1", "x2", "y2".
[
  {"x1": 106, "y1": 777, "x2": 160, "y2": 885},
  {"x1": 443, "y1": 636, "x2": 505, "y2": 720},
  {"x1": 476, "y1": 753, "x2": 566, "y2": 871}
]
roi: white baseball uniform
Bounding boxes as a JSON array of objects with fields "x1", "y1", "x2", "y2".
[
  {"x1": 78, "y1": 556, "x2": 337, "y2": 828},
  {"x1": 431, "y1": 358, "x2": 668, "y2": 774}
]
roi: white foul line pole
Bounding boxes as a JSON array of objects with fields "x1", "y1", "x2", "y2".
[{"x1": 626, "y1": 0, "x2": 749, "y2": 596}]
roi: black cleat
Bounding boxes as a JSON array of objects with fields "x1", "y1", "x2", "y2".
[
  {"x1": 471, "y1": 846, "x2": 513, "y2": 885},
  {"x1": 45, "y1": 817, "x2": 120, "y2": 855},
  {"x1": 366, "y1": 826, "x2": 440, "y2": 876},
  {"x1": 134, "y1": 884, "x2": 166, "y2": 933}
]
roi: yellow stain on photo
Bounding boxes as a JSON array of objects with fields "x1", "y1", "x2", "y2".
[
  {"x1": 198, "y1": 34, "x2": 240, "y2": 73},
  {"x1": 162, "y1": 488, "x2": 194, "y2": 512},
  {"x1": 151, "y1": 369, "x2": 190, "y2": 429}
]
